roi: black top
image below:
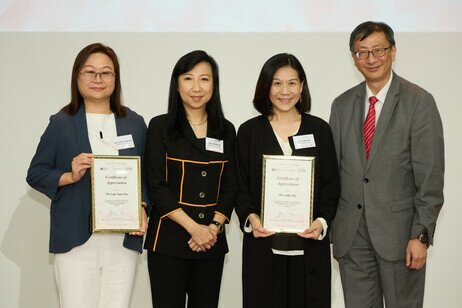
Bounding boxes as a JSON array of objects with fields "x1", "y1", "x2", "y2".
[
  {"x1": 236, "y1": 114, "x2": 339, "y2": 308},
  {"x1": 235, "y1": 113, "x2": 340, "y2": 308},
  {"x1": 144, "y1": 113, "x2": 238, "y2": 259},
  {"x1": 235, "y1": 114, "x2": 340, "y2": 246}
]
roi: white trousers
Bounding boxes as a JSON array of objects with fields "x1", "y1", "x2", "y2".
[{"x1": 54, "y1": 234, "x2": 138, "y2": 308}]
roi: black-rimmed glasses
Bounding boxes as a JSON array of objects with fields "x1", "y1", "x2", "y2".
[
  {"x1": 353, "y1": 47, "x2": 390, "y2": 60},
  {"x1": 80, "y1": 70, "x2": 116, "y2": 82}
]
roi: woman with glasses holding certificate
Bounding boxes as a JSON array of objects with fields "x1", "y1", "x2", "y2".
[
  {"x1": 26, "y1": 43, "x2": 149, "y2": 308},
  {"x1": 235, "y1": 53, "x2": 340, "y2": 308},
  {"x1": 144, "y1": 50, "x2": 237, "y2": 308}
]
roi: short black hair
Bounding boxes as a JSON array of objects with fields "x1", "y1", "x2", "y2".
[
  {"x1": 253, "y1": 53, "x2": 311, "y2": 117},
  {"x1": 349, "y1": 21, "x2": 395, "y2": 52},
  {"x1": 167, "y1": 50, "x2": 226, "y2": 138}
]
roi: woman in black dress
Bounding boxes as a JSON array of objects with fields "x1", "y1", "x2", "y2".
[
  {"x1": 235, "y1": 53, "x2": 340, "y2": 308},
  {"x1": 144, "y1": 50, "x2": 237, "y2": 308}
]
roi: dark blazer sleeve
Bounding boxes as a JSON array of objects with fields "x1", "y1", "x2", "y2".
[
  {"x1": 145, "y1": 116, "x2": 182, "y2": 217},
  {"x1": 235, "y1": 120, "x2": 257, "y2": 231},
  {"x1": 26, "y1": 114, "x2": 67, "y2": 201},
  {"x1": 118, "y1": 110, "x2": 150, "y2": 253},
  {"x1": 131, "y1": 112, "x2": 151, "y2": 214},
  {"x1": 214, "y1": 121, "x2": 238, "y2": 221},
  {"x1": 314, "y1": 120, "x2": 340, "y2": 226}
]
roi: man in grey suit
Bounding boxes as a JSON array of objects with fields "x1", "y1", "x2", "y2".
[{"x1": 329, "y1": 21, "x2": 444, "y2": 308}]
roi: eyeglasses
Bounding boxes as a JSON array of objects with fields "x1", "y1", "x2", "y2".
[
  {"x1": 80, "y1": 70, "x2": 116, "y2": 82},
  {"x1": 353, "y1": 47, "x2": 390, "y2": 60}
]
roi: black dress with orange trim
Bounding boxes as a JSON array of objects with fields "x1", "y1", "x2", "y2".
[{"x1": 144, "y1": 113, "x2": 237, "y2": 259}]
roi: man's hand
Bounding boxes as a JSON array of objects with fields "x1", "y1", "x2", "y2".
[{"x1": 406, "y1": 239, "x2": 427, "y2": 270}]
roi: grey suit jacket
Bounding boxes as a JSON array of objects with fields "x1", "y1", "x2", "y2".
[{"x1": 329, "y1": 72, "x2": 444, "y2": 261}]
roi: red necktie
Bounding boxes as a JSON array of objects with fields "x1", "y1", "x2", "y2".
[{"x1": 364, "y1": 96, "x2": 378, "y2": 159}]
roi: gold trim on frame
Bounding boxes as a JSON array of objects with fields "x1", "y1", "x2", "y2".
[
  {"x1": 91, "y1": 155, "x2": 142, "y2": 233},
  {"x1": 261, "y1": 155, "x2": 315, "y2": 233}
]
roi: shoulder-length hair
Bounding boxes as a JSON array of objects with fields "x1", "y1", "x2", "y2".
[
  {"x1": 253, "y1": 53, "x2": 311, "y2": 117},
  {"x1": 61, "y1": 43, "x2": 126, "y2": 117},
  {"x1": 167, "y1": 50, "x2": 226, "y2": 139}
]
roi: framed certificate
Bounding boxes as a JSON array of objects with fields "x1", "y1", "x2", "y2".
[
  {"x1": 261, "y1": 155, "x2": 315, "y2": 233},
  {"x1": 91, "y1": 155, "x2": 142, "y2": 233}
]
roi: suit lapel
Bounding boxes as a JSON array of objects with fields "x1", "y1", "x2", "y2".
[
  {"x1": 75, "y1": 105, "x2": 92, "y2": 154},
  {"x1": 263, "y1": 117, "x2": 284, "y2": 155},
  {"x1": 115, "y1": 113, "x2": 127, "y2": 138},
  {"x1": 366, "y1": 73, "x2": 400, "y2": 169},
  {"x1": 115, "y1": 113, "x2": 137, "y2": 156},
  {"x1": 353, "y1": 84, "x2": 367, "y2": 170}
]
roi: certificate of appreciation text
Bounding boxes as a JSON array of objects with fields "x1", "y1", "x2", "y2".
[
  {"x1": 261, "y1": 155, "x2": 315, "y2": 233},
  {"x1": 91, "y1": 155, "x2": 142, "y2": 232}
]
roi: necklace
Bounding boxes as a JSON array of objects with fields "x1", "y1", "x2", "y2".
[
  {"x1": 87, "y1": 113, "x2": 112, "y2": 139},
  {"x1": 188, "y1": 118, "x2": 207, "y2": 128}
]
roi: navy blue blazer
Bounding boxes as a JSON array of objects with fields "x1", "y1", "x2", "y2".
[{"x1": 27, "y1": 105, "x2": 149, "y2": 253}]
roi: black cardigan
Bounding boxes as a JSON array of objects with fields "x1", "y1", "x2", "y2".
[
  {"x1": 235, "y1": 113, "x2": 340, "y2": 308},
  {"x1": 235, "y1": 114, "x2": 339, "y2": 230}
]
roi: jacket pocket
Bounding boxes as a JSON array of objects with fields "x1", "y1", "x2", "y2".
[{"x1": 389, "y1": 196, "x2": 414, "y2": 212}]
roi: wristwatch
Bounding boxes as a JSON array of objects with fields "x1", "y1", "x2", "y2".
[
  {"x1": 210, "y1": 220, "x2": 224, "y2": 234},
  {"x1": 416, "y1": 233, "x2": 429, "y2": 245}
]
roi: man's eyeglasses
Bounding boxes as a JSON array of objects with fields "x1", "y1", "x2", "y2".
[
  {"x1": 353, "y1": 47, "x2": 390, "y2": 60},
  {"x1": 80, "y1": 70, "x2": 116, "y2": 82}
]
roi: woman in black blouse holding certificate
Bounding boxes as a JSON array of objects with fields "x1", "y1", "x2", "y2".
[
  {"x1": 144, "y1": 50, "x2": 237, "y2": 308},
  {"x1": 235, "y1": 53, "x2": 340, "y2": 308}
]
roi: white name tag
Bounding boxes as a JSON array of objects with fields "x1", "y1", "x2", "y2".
[
  {"x1": 293, "y1": 134, "x2": 316, "y2": 150},
  {"x1": 205, "y1": 137, "x2": 224, "y2": 153},
  {"x1": 113, "y1": 134, "x2": 135, "y2": 150}
]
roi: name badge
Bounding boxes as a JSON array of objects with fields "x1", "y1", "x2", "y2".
[
  {"x1": 293, "y1": 134, "x2": 316, "y2": 150},
  {"x1": 206, "y1": 137, "x2": 224, "y2": 153},
  {"x1": 113, "y1": 134, "x2": 135, "y2": 150}
]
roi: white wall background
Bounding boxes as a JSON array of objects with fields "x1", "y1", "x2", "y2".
[{"x1": 0, "y1": 31, "x2": 460, "y2": 308}]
